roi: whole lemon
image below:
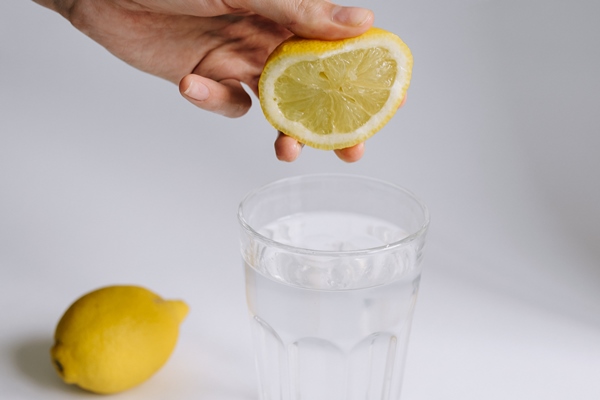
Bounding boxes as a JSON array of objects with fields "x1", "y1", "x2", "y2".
[{"x1": 50, "y1": 285, "x2": 189, "y2": 394}]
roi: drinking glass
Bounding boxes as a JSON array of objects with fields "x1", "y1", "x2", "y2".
[{"x1": 238, "y1": 174, "x2": 429, "y2": 400}]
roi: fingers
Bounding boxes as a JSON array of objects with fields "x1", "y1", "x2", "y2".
[
  {"x1": 231, "y1": 0, "x2": 374, "y2": 39},
  {"x1": 179, "y1": 74, "x2": 251, "y2": 118},
  {"x1": 274, "y1": 132, "x2": 365, "y2": 163},
  {"x1": 274, "y1": 132, "x2": 303, "y2": 162},
  {"x1": 334, "y1": 143, "x2": 365, "y2": 163}
]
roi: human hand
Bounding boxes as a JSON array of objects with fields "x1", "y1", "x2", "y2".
[{"x1": 36, "y1": 0, "x2": 378, "y2": 161}]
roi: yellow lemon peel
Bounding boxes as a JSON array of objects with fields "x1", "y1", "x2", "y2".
[{"x1": 50, "y1": 285, "x2": 189, "y2": 394}]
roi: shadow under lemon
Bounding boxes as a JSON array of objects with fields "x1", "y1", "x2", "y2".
[{"x1": 12, "y1": 336, "x2": 92, "y2": 395}]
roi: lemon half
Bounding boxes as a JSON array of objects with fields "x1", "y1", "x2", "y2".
[{"x1": 259, "y1": 27, "x2": 413, "y2": 150}]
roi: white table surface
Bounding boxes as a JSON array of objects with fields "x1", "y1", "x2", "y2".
[{"x1": 2, "y1": 0, "x2": 599, "y2": 399}]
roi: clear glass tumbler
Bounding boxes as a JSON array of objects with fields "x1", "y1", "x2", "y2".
[{"x1": 238, "y1": 174, "x2": 429, "y2": 400}]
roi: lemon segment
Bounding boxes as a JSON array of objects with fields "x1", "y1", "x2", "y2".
[
  {"x1": 259, "y1": 27, "x2": 413, "y2": 150},
  {"x1": 50, "y1": 285, "x2": 189, "y2": 394}
]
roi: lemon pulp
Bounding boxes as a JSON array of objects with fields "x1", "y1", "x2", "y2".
[{"x1": 275, "y1": 47, "x2": 398, "y2": 134}]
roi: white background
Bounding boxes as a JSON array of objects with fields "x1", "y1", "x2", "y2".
[{"x1": 1, "y1": 0, "x2": 599, "y2": 398}]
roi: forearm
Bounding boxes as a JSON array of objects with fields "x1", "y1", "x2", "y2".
[{"x1": 32, "y1": 0, "x2": 75, "y2": 19}]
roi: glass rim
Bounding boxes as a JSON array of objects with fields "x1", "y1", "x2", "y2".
[{"x1": 237, "y1": 173, "x2": 430, "y2": 257}]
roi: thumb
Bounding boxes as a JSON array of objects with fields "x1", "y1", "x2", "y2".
[{"x1": 231, "y1": 0, "x2": 374, "y2": 39}]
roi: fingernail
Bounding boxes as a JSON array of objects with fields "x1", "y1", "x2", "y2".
[
  {"x1": 295, "y1": 142, "x2": 305, "y2": 159},
  {"x1": 332, "y1": 6, "x2": 372, "y2": 27},
  {"x1": 184, "y1": 80, "x2": 209, "y2": 101}
]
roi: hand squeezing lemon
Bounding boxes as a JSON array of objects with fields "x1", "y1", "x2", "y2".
[
  {"x1": 50, "y1": 285, "x2": 188, "y2": 394},
  {"x1": 259, "y1": 27, "x2": 413, "y2": 150}
]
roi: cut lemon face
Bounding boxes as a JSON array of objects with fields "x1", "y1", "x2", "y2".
[{"x1": 259, "y1": 27, "x2": 413, "y2": 150}]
